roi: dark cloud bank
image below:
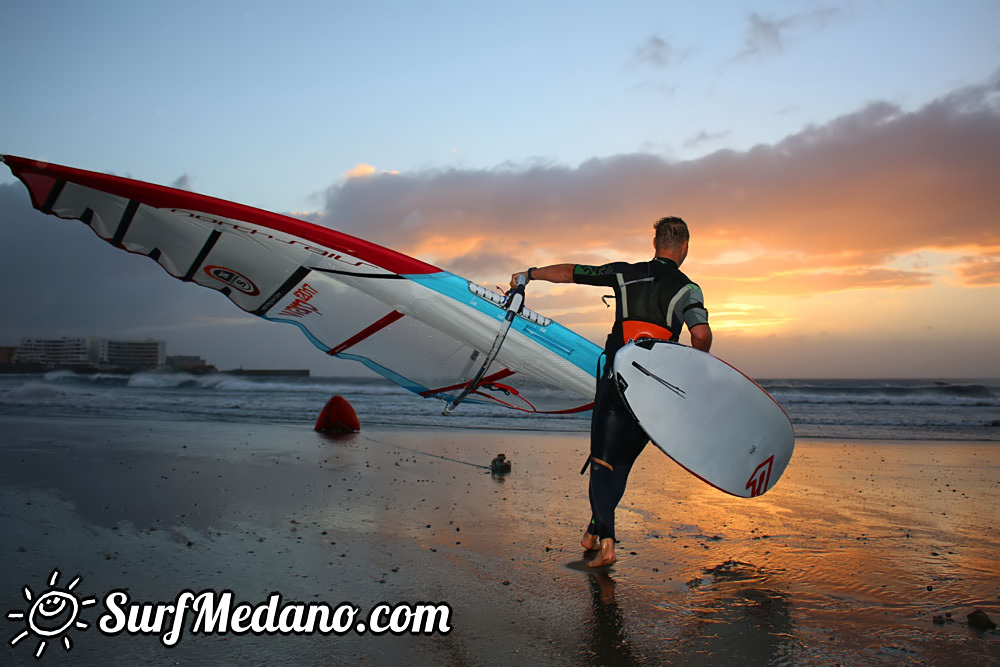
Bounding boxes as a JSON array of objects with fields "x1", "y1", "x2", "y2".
[{"x1": 318, "y1": 72, "x2": 1000, "y2": 287}]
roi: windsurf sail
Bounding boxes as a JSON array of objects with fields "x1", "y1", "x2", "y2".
[{"x1": 1, "y1": 155, "x2": 599, "y2": 414}]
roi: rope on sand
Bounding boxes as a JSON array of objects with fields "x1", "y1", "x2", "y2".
[{"x1": 358, "y1": 434, "x2": 491, "y2": 470}]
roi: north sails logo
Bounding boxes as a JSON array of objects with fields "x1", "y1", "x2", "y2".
[{"x1": 204, "y1": 265, "x2": 260, "y2": 296}]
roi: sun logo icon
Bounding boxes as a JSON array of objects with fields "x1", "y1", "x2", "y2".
[{"x1": 7, "y1": 569, "x2": 97, "y2": 659}]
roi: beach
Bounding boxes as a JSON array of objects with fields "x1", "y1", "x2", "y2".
[{"x1": 1, "y1": 414, "x2": 998, "y2": 665}]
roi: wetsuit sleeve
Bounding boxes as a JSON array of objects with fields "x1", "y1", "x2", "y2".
[
  {"x1": 572, "y1": 263, "x2": 621, "y2": 287},
  {"x1": 676, "y1": 284, "x2": 709, "y2": 328}
]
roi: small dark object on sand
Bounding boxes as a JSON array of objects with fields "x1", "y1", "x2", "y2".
[
  {"x1": 967, "y1": 609, "x2": 996, "y2": 630},
  {"x1": 490, "y1": 453, "x2": 512, "y2": 475}
]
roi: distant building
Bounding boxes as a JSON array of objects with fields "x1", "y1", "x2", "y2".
[
  {"x1": 14, "y1": 337, "x2": 166, "y2": 370},
  {"x1": 0, "y1": 346, "x2": 18, "y2": 365},
  {"x1": 97, "y1": 338, "x2": 165, "y2": 369},
  {"x1": 166, "y1": 355, "x2": 217, "y2": 374},
  {"x1": 15, "y1": 337, "x2": 94, "y2": 367}
]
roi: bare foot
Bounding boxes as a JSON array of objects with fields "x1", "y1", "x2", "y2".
[
  {"x1": 587, "y1": 538, "x2": 616, "y2": 568},
  {"x1": 581, "y1": 532, "x2": 599, "y2": 551}
]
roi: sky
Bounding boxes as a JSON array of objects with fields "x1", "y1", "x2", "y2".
[{"x1": 1, "y1": 1, "x2": 998, "y2": 378}]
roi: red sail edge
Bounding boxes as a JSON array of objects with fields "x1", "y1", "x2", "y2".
[{"x1": 1, "y1": 154, "x2": 439, "y2": 277}]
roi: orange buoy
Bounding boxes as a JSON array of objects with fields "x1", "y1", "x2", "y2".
[{"x1": 314, "y1": 395, "x2": 361, "y2": 433}]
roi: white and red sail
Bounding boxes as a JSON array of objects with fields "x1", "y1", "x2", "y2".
[{"x1": 2, "y1": 155, "x2": 600, "y2": 414}]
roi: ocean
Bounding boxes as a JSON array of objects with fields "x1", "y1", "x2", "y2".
[{"x1": 1, "y1": 371, "x2": 998, "y2": 441}]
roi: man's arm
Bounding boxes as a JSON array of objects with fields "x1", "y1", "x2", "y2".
[
  {"x1": 689, "y1": 323, "x2": 712, "y2": 352},
  {"x1": 510, "y1": 264, "x2": 576, "y2": 288}
]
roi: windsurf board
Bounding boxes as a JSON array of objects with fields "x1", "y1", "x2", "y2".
[{"x1": 612, "y1": 339, "x2": 794, "y2": 497}]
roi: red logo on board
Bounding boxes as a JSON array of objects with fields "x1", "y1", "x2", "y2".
[{"x1": 745, "y1": 455, "x2": 774, "y2": 497}]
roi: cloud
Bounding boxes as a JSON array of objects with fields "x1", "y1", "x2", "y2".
[
  {"x1": 170, "y1": 173, "x2": 193, "y2": 190},
  {"x1": 737, "y1": 7, "x2": 847, "y2": 59},
  {"x1": 710, "y1": 265, "x2": 935, "y2": 297},
  {"x1": 954, "y1": 254, "x2": 1000, "y2": 286},
  {"x1": 630, "y1": 35, "x2": 675, "y2": 68},
  {"x1": 625, "y1": 34, "x2": 690, "y2": 98},
  {"x1": 343, "y1": 163, "x2": 400, "y2": 179},
  {"x1": 317, "y1": 72, "x2": 1000, "y2": 296},
  {"x1": 742, "y1": 12, "x2": 785, "y2": 57},
  {"x1": 344, "y1": 163, "x2": 378, "y2": 179},
  {"x1": 3, "y1": 72, "x2": 998, "y2": 377},
  {"x1": 684, "y1": 129, "x2": 732, "y2": 149}
]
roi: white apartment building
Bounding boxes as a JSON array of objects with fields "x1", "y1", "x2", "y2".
[{"x1": 15, "y1": 337, "x2": 165, "y2": 370}]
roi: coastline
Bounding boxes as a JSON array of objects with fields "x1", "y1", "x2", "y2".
[{"x1": 1, "y1": 414, "x2": 998, "y2": 665}]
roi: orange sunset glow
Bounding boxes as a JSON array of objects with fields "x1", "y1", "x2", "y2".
[{"x1": 315, "y1": 83, "x2": 1000, "y2": 378}]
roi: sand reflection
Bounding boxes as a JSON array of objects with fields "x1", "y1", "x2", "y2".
[{"x1": 580, "y1": 571, "x2": 642, "y2": 666}]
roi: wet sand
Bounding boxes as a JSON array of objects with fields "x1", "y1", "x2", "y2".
[{"x1": 1, "y1": 414, "x2": 998, "y2": 665}]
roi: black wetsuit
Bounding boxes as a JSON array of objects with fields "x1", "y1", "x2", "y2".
[{"x1": 573, "y1": 257, "x2": 709, "y2": 542}]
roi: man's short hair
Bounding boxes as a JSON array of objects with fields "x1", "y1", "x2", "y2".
[{"x1": 654, "y1": 216, "x2": 689, "y2": 250}]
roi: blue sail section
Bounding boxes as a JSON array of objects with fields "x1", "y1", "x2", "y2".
[{"x1": 404, "y1": 272, "x2": 601, "y2": 377}]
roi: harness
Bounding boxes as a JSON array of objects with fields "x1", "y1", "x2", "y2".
[
  {"x1": 621, "y1": 319, "x2": 672, "y2": 344},
  {"x1": 610, "y1": 260, "x2": 697, "y2": 350}
]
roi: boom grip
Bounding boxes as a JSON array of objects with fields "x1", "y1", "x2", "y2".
[{"x1": 442, "y1": 274, "x2": 528, "y2": 415}]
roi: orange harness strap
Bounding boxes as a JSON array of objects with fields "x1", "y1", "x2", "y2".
[{"x1": 622, "y1": 320, "x2": 672, "y2": 343}]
